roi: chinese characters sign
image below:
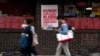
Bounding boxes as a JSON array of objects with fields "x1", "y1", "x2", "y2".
[
  {"x1": 65, "y1": 18, "x2": 100, "y2": 29},
  {"x1": 41, "y1": 5, "x2": 58, "y2": 30},
  {"x1": 0, "y1": 16, "x2": 33, "y2": 29}
]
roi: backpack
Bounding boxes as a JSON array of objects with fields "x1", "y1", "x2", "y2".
[{"x1": 18, "y1": 33, "x2": 28, "y2": 48}]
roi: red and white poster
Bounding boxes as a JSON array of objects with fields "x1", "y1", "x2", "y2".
[{"x1": 41, "y1": 5, "x2": 58, "y2": 30}]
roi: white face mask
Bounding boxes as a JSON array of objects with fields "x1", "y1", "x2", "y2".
[{"x1": 21, "y1": 24, "x2": 28, "y2": 28}]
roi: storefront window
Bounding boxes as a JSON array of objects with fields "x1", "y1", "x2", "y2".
[{"x1": 63, "y1": 0, "x2": 100, "y2": 18}]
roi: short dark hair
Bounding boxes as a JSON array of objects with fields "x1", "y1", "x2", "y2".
[
  {"x1": 26, "y1": 18, "x2": 33, "y2": 24},
  {"x1": 57, "y1": 15, "x2": 64, "y2": 20}
]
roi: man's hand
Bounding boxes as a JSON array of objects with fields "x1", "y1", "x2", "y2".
[
  {"x1": 53, "y1": 29, "x2": 58, "y2": 31},
  {"x1": 26, "y1": 34, "x2": 29, "y2": 37},
  {"x1": 53, "y1": 28, "x2": 61, "y2": 32}
]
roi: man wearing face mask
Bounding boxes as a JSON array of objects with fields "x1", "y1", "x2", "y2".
[{"x1": 54, "y1": 16, "x2": 71, "y2": 56}]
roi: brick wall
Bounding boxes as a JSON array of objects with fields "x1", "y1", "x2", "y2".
[
  {"x1": 0, "y1": 29, "x2": 22, "y2": 52},
  {"x1": 0, "y1": 30, "x2": 100, "y2": 55},
  {"x1": 35, "y1": 29, "x2": 100, "y2": 54}
]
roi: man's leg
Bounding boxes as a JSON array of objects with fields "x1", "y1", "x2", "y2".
[
  {"x1": 26, "y1": 46, "x2": 32, "y2": 56},
  {"x1": 31, "y1": 46, "x2": 38, "y2": 56},
  {"x1": 55, "y1": 43, "x2": 63, "y2": 56},
  {"x1": 20, "y1": 48, "x2": 27, "y2": 56},
  {"x1": 63, "y1": 42, "x2": 71, "y2": 56}
]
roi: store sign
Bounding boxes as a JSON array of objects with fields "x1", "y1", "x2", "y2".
[
  {"x1": 41, "y1": 5, "x2": 58, "y2": 30},
  {"x1": 65, "y1": 18, "x2": 100, "y2": 29},
  {"x1": 0, "y1": 16, "x2": 33, "y2": 29},
  {"x1": 77, "y1": 2, "x2": 87, "y2": 7}
]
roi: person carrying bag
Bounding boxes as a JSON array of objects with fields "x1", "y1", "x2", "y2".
[
  {"x1": 56, "y1": 29, "x2": 74, "y2": 43},
  {"x1": 54, "y1": 15, "x2": 73, "y2": 56},
  {"x1": 30, "y1": 25, "x2": 39, "y2": 56}
]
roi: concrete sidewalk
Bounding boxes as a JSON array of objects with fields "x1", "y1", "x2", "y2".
[
  {"x1": 0, "y1": 55, "x2": 65, "y2": 56},
  {"x1": 0, "y1": 52, "x2": 65, "y2": 56}
]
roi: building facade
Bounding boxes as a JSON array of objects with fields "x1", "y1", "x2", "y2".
[{"x1": 0, "y1": 0, "x2": 100, "y2": 55}]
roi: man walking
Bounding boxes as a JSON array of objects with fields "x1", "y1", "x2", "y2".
[{"x1": 55, "y1": 16, "x2": 71, "y2": 56}]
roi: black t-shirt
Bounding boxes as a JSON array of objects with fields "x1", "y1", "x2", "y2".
[
  {"x1": 23, "y1": 26, "x2": 33, "y2": 47},
  {"x1": 68, "y1": 25, "x2": 72, "y2": 30}
]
